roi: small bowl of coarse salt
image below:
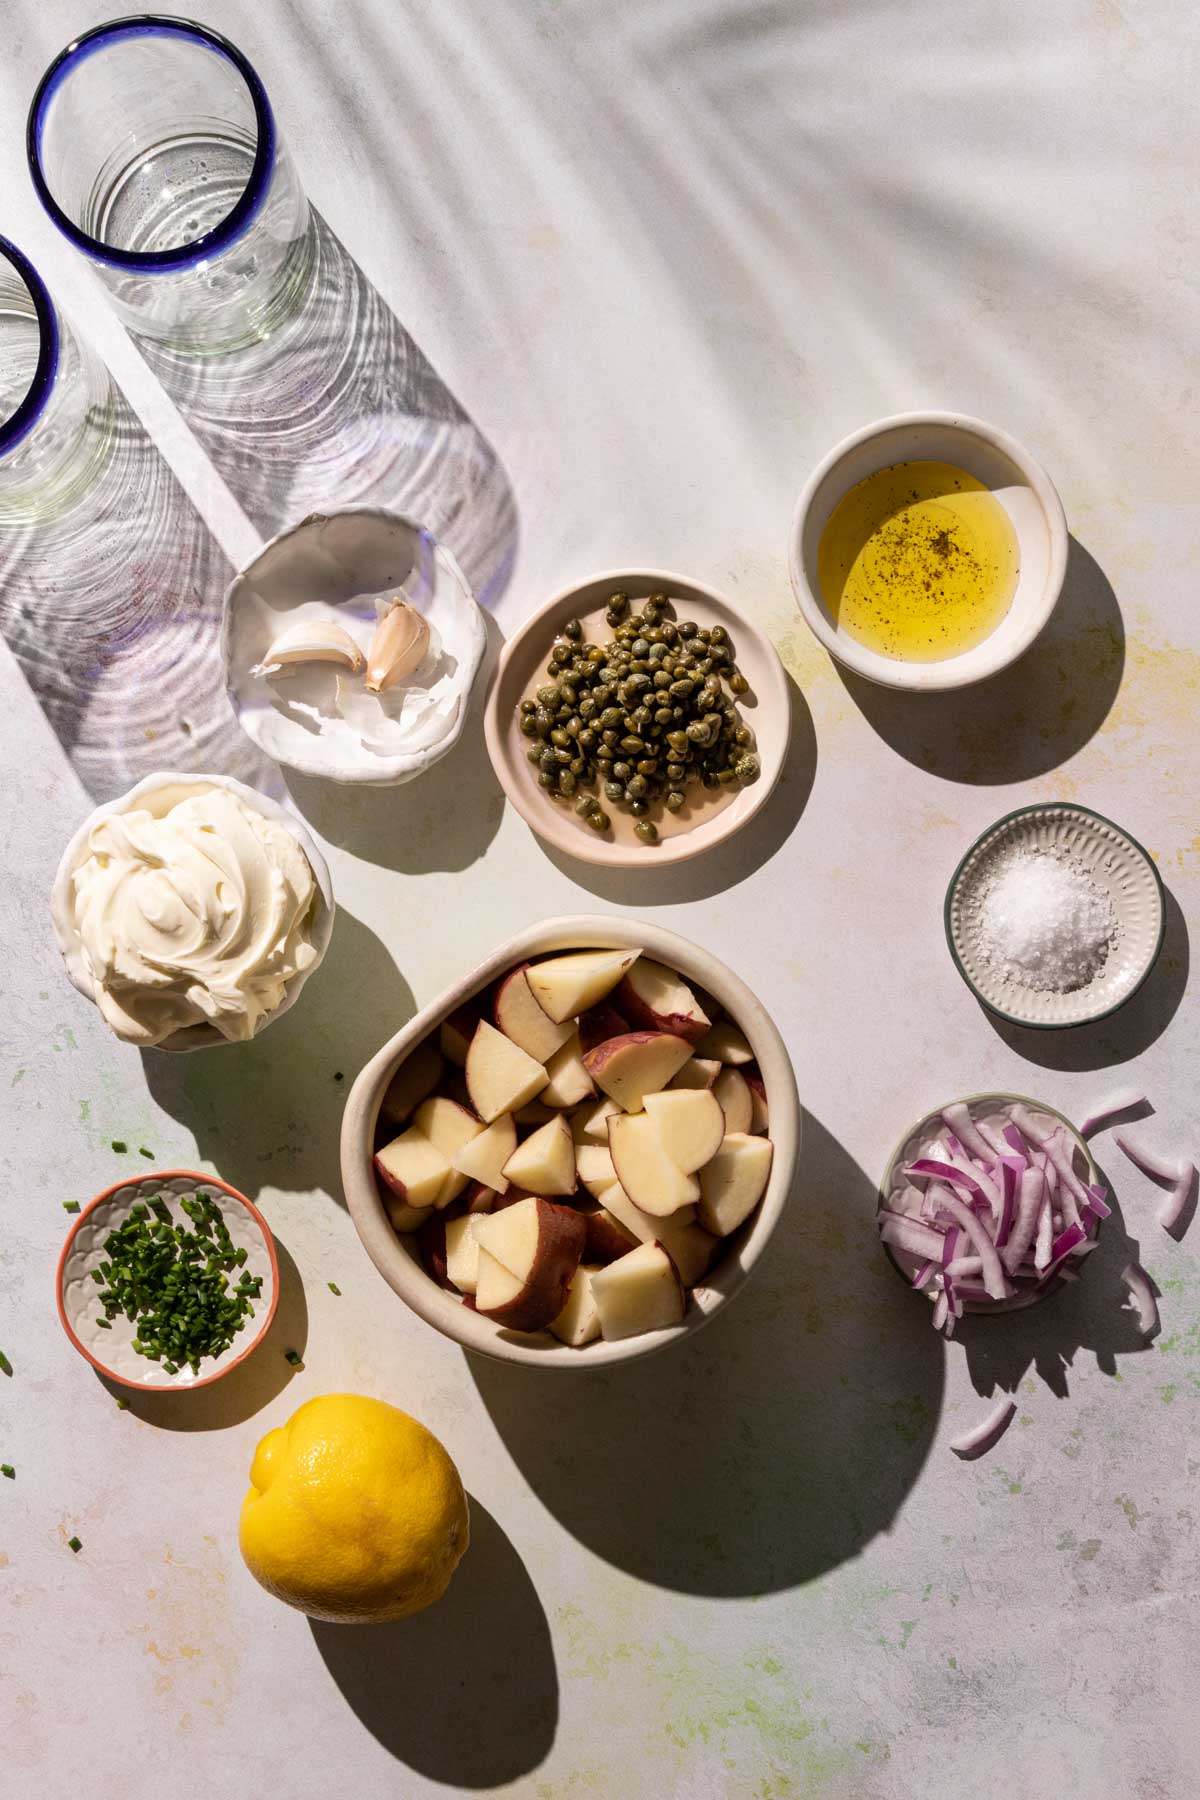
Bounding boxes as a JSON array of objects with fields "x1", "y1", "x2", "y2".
[{"x1": 945, "y1": 803, "x2": 1165, "y2": 1028}]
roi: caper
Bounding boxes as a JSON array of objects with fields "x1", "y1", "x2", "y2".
[
  {"x1": 569, "y1": 755, "x2": 585, "y2": 774},
  {"x1": 574, "y1": 792, "x2": 597, "y2": 817},
  {"x1": 734, "y1": 725, "x2": 753, "y2": 746},
  {"x1": 601, "y1": 706, "x2": 623, "y2": 729},
  {"x1": 550, "y1": 727, "x2": 570, "y2": 748},
  {"x1": 736, "y1": 754, "x2": 761, "y2": 783},
  {"x1": 579, "y1": 727, "x2": 597, "y2": 750},
  {"x1": 559, "y1": 770, "x2": 576, "y2": 796},
  {"x1": 636, "y1": 759, "x2": 657, "y2": 776},
  {"x1": 666, "y1": 761, "x2": 685, "y2": 780},
  {"x1": 596, "y1": 756, "x2": 614, "y2": 775},
  {"x1": 654, "y1": 706, "x2": 674, "y2": 725},
  {"x1": 710, "y1": 625, "x2": 727, "y2": 645},
  {"x1": 635, "y1": 821, "x2": 659, "y2": 844},
  {"x1": 607, "y1": 591, "x2": 629, "y2": 615},
  {"x1": 612, "y1": 760, "x2": 631, "y2": 782},
  {"x1": 630, "y1": 798, "x2": 650, "y2": 816},
  {"x1": 527, "y1": 747, "x2": 543, "y2": 765},
  {"x1": 537, "y1": 683, "x2": 558, "y2": 706},
  {"x1": 538, "y1": 771, "x2": 557, "y2": 790},
  {"x1": 666, "y1": 790, "x2": 686, "y2": 812},
  {"x1": 605, "y1": 779, "x2": 623, "y2": 801},
  {"x1": 587, "y1": 809, "x2": 611, "y2": 832},
  {"x1": 620, "y1": 735, "x2": 645, "y2": 755},
  {"x1": 730, "y1": 672, "x2": 749, "y2": 695},
  {"x1": 626, "y1": 774, "x2": 648, "y2": 799},
  {"x1": 630, "y1": 707, "x2": 652, "y2": 730},
  {"x1": 520, "y1": 714, "x2": 539, "y2": 738},
  {"x1": 716, "y1": 767, "x2": 736, "y2": 785},
  {"x1": 563, "y1": 618, "x2": 583, "y2": 640},
  {"x1": 631, "y1": 638, "x2": 649, "y2": 659}
]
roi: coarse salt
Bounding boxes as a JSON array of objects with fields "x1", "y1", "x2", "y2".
[{"x1": 976, "y1": 847, "x2": 1117, "y2": 993}]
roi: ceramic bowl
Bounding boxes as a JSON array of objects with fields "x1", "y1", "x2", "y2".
[
  {"x1": 945, "y1": 803, "x2": 1165, "y2": 1028},
  {"x1": 340, "y1": 915, "x2": 800, "y2": 1368},
  {"x1": 483, "y1": 569, "x2": 790, "y2": 867},
  {"x1": 50, "y1": 771, "x2": 335, "y2": 1052},
  {"x1": 223, "y1": 506, "x2": 487, "y2": 785},
  {"x1": 57, "y1": 1171, "x2": 279, "y2": 1390},
  {"x1": 878, "y1": 1092, "x2": 1101, "y2": 1315},
  {"x1": 788, "y1": 411, "x2": 1069, "y2": 691}
]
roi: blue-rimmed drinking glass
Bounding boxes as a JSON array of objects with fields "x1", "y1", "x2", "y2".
[
  {"x1": 28, "y1": 16, "x2": 312, "y2": 354},
  {"x1": 0, "y1": 235, "x2": 113, "y2": 525}
]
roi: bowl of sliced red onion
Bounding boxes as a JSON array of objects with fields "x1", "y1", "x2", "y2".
[{"x1": 878, "y1": 1094, "x2": 1108, "y2": 1336}]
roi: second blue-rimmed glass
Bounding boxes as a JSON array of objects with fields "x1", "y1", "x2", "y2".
[
  {"x1": 0, "y1": 234, "x2": 112, "y2": 524},
  {"x1": 27, "y1": 15, "x2": 312, "y2": 354}
]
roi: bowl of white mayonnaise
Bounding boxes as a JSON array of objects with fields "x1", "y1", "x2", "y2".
[{"x1": 50, "y1": 772, "x2": 335, "y2": 1052}]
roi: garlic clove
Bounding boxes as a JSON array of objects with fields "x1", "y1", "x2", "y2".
[
  {"x1": 365, "y1": 598, "x2": 431, "y2": 693},
  {"x1": 257, "y1": 618, "x2": 365, "y2": 677}
]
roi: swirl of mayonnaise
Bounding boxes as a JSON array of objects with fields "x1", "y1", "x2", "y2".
[{"x1": 69, "y1": 787, "x2": 319, "y2": 1046}]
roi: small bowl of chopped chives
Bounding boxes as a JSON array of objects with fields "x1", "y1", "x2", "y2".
[
  {"x1": 56, "y1": 1172, "x2": 278, "y2": 1390},
  {"x1": 945, "y1": 803, "x2": 1166, "y2": 1028}
]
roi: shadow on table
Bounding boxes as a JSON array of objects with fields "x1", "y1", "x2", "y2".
[
  {"x1": 137, "y1": 211, "x2": 519, "y2": 611},
  {"x1": 956, "y1": 1162, "x2": 1151, "y2": 1400},
  {"x1": 95, "y1": 1237, "x2": 308, "y2": 1430},
  {"x1": 283, "y1": 612, "x2": 507, "y2": 874},
  {"x1": 836, "y1": 536, "x2": 1123, "y2": 783},
  {"x1": 309, "y1": 1499, "x2": 557, "y2": 1788},
  {"x1": 534, "y1": 673, "x2": 818, "y2": 905},
  {"x1": 981, "y1": 881, "x2": 1189, "y2": 1072},
  {"x1": 141, "y1": 905, "x2": 415, "y2": 1206},
  {"x1": 470, "y1": 1112, "x2": 943, "y2": 1597},
  {"x1": 0, "y1": 382, "x2": 277, "y2": 803}
]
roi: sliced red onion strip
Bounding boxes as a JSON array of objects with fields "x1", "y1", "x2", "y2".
[
  {"x1": 1085, "y1": 1184, "x2": 1112, "y2": 1220},
  {"x1": 1051, "y1": 1221, "x2": 1086, "y2": 1261},
  {"x1": 1012, "y1": 1107, "x2": 1091, "y2": 1211},
  {"x1": 951, "y1": 1397, "x2": 1017, "y2": 1461},
  {"x1": 1080, "y1": 1088, "x2": 1150, "y2": 1138},
  {"x1": 1158, "y1": 1163, "x2": 1196, "y2": 1237},
  {"x1": 907, "y1": 1157, "x2": 1001, "y2": 1214},
  {"x1": 946, "y1": 1255, "x2": 984, "y2": 1278},
  {"x1": 880, "y1": 1214, "x2": 947, "y2": 1261},
  {"x1": 1001, "y1": 1123, "x2": 1031, "y2": 1163},
  {"x1": 944, "y1": 1279, "x2": 962, "y2": 1319},
  {"x1": 1120, "y1": 1262, "x2": 1160, "y2": 1338},
  {"x1": 973, "y1": 1116, "x2": 1009, "y2": 1158},
  {"x1": 996, "y1": 1157, "x2": 1024, "y2": 1246},
  {"x1": 1002, "y1": 1165, "x2": 1046, "y2": 1274},
  {"x1": 944, "y1": 1314, "x2": 956, "y2": 1338},
  {"x1": 912, "y1": 1259, "x2": 935, "y2": 1289},
  {"x1": 941, "y1": 1104, "x2": 998, "y2": 1166},
  {"x1": 1034, "y1": 1192, "x2": 1054, "y2": 1270},
  {"x1": 932, "y1": 1290, "x2": 948, "y2": 1333},
  {"x1": 941, "y1": 1224, "x2": 961, "y2": 1267},
  {"x1": 1114, "y1": 1131, "x2": 1183, "y2": 1189},
  {"x1": 929, "y1": 1189, "x2": 1008, "y2": 1300}
]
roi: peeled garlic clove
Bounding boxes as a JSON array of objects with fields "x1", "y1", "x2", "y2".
[
  {"x1": 365, "y1": 599, "x2": 430, "y2": 693},
  {"x1": 258, "y1": 618, "x2": 365, "y2": 677}
]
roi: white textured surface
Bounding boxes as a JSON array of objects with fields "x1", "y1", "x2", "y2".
[{"x1": 1, "y1": 2, "x2": 1198, "y2": 1797}]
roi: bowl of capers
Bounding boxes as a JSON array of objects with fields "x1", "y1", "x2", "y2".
[{"x1": 484, "y1": 569, "x2": 790, "y2": 866}]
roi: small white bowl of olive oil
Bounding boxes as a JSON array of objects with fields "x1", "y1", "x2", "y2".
[{"x1": 788, "y1": 412, "x2": 1068, "y2": 691}]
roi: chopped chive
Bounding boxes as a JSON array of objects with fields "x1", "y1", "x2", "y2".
[
  {"x1": 284, "y1": 1350, "x2": 303, "y2": 1367},
  {"x1": 328, "y1": 1282, "x2": 341, "y2": 1296},
  {"x1": 0, "y1": 1351, "x2": 11, "y2": 1377},
  {"x1": 111, "y1": 1140, "x2": 127, "y2": 1154},
  {"x1": 139, "y1": 1148, "x2": 154, "y2": 1160},
  {"x1": 63, "y1": 1200, "x2": 81, "y2": 1213},
  {"x1": 1, "y1": 1464, "x2": 13, "y2": 1478},
  {"x1": 68, "y1": 1535, "x2": 82, "y2": 1553},
  {"x1": 95, "y1": 1318, "x2": 112, "y2": 1330},
  {"x1": 115, "y1": 1397, "x2": 129, "y2": 1410},
  {"x1": 162, "y1": 1360, "x2": 179, "y2": 1376}
]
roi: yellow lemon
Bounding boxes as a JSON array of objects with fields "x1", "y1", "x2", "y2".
[{"x1": 238, "y1": 1394, "x2": 469, "y2": 1623}]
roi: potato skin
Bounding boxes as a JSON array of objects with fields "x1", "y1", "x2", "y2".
[{"x1": 475, "y1": 1200, "x2": 586, "y2": 1331}]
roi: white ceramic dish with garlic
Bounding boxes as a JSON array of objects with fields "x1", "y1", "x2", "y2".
[{"x1": 223, "y1": 507, "x2": 488, "y2": 785}]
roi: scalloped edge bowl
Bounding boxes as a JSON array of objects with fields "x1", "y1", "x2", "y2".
[
  {"x1": 945, "y1": 803, "x2": 1165, "y2": 1028},
  {"x1": 57, "y1": 1170, "x2": 279, "y2": 1390},
  {"x1": 340, "y1": 914, "x2": 800, "y2": 1368}
]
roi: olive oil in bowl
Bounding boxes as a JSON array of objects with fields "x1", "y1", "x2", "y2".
[{"x1": 817, "y1": 461, "x2": 1019, "y2": 663}]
